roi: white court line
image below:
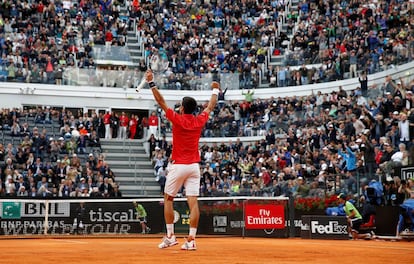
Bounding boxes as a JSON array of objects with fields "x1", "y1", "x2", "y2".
[{"x1": 45, "y1": 239, "x2": 89, "y2": 244}]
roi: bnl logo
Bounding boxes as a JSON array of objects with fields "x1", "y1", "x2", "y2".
[{"x1": 1, "y1": 202, "x2": 21, "y2": 219}]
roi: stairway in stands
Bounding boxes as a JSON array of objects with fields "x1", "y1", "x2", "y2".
[
  {"x1": 126, "y1": 30, "x2": 144, "y2": 65},
  {"x1": 269, "y1": 0, "x2": 300, "y2": 67},
  {"x1": 100, "y1": 139, "x2": 160, "y2": 197},
  {"x1": 118, "y1": 4, "x2": 145, "y2": 65}
]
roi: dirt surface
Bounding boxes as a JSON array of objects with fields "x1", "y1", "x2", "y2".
[{"x1": 1, "y1": 236, "x2": 413, "y2": 264}]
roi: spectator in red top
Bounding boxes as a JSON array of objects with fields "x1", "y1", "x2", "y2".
[
  {"x1": 132, "y1": 0, "x2": 140, "y2": 12},
  {"x1": 118, "y1": 112, "x2": 129, "y2": 140},
  {"x1": 261, "y1": 167, "x2": 271, "y2": 187},
  {"x1": 103, "y1": 110, "x2": 112, "y2": 139},
  {"x1": 78, "y1": 124, "x2": 89, "y2": 137},
  {"x1": 141, "y1": 117, "x2": 149, "y2": 140},
  {"x1": 129, "y1": 114, "x2": 138, "y2": 139},
  {"x1": 374, "y1": 146, "x2": 383, "y2": 166},
  {"x1": 37, "y1": 2, "x2": 44, "y2": 13},
  {"x1": 45, "y1": 56, "x2": 54, "y2": 82},
  {"x1": 105, "y1": 30, "x2": 113, "y2": 53},
  {"x1": 148, "y1": 111, "x2": 159, "y2": 139}
]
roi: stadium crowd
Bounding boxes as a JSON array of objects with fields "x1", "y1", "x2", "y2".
[
  {"x1": 133, "y1": 0, "x2": 414, "y2": 88},
  {"x1": 0, "y1": 0, "x2": 127, "y2": 84},
  {"x1": 0, "y1": 106, "x2": 126, "y2": 198},
  {"x1": 152, "y1": 80, "x2": 414, "y2": 207},
  {"x1": 0, "y1": 0, "x2": 413, "y2": 89},
  {"x1": 1, "y1": 71, "x2": 414, "y2": 202}
]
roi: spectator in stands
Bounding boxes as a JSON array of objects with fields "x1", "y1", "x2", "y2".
[
  {"x1": 148, "y1": 111, "x2": 159, "y2": 140},
  {"x1": 128, "y1": 114, "x2": 138, "y2": 139},
  {"x1": 156, "y1": 164, "x2": 167, "y2": 195},
  {"x1": 118, "y1": 112, "x2": 129, "y2": 140},
  {"x1": 87, "y1": 131, "x2": 101, "y2": 153},
  {"x1": 99, "y1": 176, "x2": 114, "y2": 198},
  {"x1": 152, "y1": 149, "x2": 166, "y2": 176},
  {"x1": 76, "y1": 134, "x2": 87, "y2": 154},
  {"x1": 111, "y1": 112, "x2": 120, "y2": 139},
  {"x1": 104, "y1": 110, "x2": 112, "y2": 139},
  {"x1": 147, "y1": 134, "x2": 158, "y2": 160}
]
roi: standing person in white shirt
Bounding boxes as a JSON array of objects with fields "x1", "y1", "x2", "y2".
[
  {"x1": 398, "y1": 113, "x2": 410, "y2": 148},
  {"x1": 384, "y1": 143, "x2": 408, "y2": 175}
]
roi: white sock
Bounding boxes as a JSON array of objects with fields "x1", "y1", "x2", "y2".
[
  {"x1": 166, "y1": 224, "x2": 174, "y2": 238},
  {"x1": 189, "y1": 227, "x2": 197, "y2": 240}
]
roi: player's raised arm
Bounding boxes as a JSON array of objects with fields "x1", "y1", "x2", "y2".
[
  {"x1": 145, "y1": 70, "x2": 169, "y2": 113},
  {"x1": 204, "y1": 81, "x2": 220, "y2": 114}
]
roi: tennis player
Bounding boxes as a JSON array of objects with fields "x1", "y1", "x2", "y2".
[{"x1": 143, "y1": 69, "x2": 219, "y2": 250}]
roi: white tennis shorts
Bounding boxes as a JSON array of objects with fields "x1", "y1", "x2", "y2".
[{"x1": 165, "y1": 163, "x2": 200, "y2": 197}]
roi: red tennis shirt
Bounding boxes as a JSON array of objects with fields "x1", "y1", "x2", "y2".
[{"x1": 166, "y1": 108, "x2": 209, "y2": 164}]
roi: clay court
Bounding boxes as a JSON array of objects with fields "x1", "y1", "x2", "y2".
[{"x1": 1, "y1": 236, "x2": 412, "y2": 264}]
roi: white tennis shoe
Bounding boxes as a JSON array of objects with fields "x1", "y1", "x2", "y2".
[
  {"x1": 158, "y1": 235, "x2": 178, "y2": 249},
  {"x1": 181, "y1": 239, "x2": 197, "y2": 251}
]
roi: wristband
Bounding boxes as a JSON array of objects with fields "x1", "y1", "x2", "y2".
[
  {"x1": 212, "y1": 88, "x2": 220, "y2": 96},
  {"x1": 148, "y1": 82, "x2": 156, "y2": 88}
]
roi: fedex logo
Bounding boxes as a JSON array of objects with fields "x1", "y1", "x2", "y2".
[{"x1": 310, "y1": 221, "x2": 347, "y2": 234}]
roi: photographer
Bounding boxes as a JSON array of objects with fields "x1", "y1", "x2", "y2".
[{"x1": 397, "y1": 179, "x2": 412, "y2": 205}]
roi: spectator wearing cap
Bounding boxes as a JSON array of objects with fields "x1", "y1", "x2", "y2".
[
  {"x1": 391, "y1": 111, "x2": 401, "y2": 124},
  {"x1": 337, "y1": 193, "x2": 373, "y2": 240},
  {"x1": 77, "y1": 177, "x2": 89, "y2": 191}
]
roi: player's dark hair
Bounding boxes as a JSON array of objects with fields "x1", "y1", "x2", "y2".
[{"x1": 182, "y1": 96, "x2": 197, "y2": 114}]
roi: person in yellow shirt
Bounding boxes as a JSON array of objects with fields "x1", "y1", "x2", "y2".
[
  {"x1": 133, "y1": 202, "x2": 151, "y2": 234},
  {"x1": 338, "y1": 193, "x2": 375, "y2": 240}
]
